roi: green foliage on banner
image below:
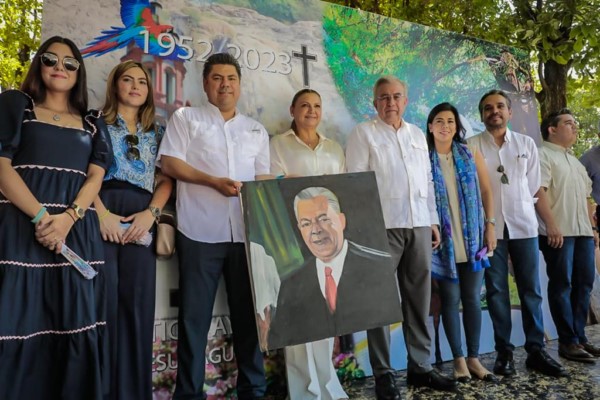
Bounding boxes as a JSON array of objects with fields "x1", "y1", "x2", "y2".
[
  {"x1": 325, "y1": 0, "x2": 600, "y2": 153},
  {"x1": 322, "y1": 4, "x2": 526, "y2": 129},
  {"x1": 0, "y1": 0, "x2": 42, "y2": 90}
]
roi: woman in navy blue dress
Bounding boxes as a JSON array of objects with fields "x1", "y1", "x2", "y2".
[{"x1": 0, "y1": 36, "x2": 112, "y2": 399}]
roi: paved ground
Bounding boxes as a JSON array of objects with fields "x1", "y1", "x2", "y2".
[
  {"x1": 344, "y1": 324, "x2": 600, "y2": 399},
  {"x1": 268, "y1": 323, "x2": 600, "y2": 399}
]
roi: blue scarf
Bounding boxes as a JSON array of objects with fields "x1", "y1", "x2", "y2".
[{"x1": 430, "y1": 142, "x2": 489, "y2": 282}]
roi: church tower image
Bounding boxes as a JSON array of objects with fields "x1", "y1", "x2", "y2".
[{"x1": 119, "y1": 3, "x2": 187, "y2": 127}]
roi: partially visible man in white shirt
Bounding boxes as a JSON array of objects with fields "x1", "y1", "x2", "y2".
[
  {"x1": 346, "y1": 76, "x2": 455, "y2": 400},
  {"x1": 158, "y1": 53, "x2": 270, "y2": 400},
  {"x1": 467, "y1": 89, "x2": 567, "y2": 378}
]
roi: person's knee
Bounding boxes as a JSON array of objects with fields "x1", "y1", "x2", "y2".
[{"x1": 461, "y1": 293, "x2": 481, "y2": 309}]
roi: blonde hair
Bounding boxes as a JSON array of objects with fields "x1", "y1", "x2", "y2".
[{"x1": 102, "y1": 60, "x2": 156, "y2": 132}]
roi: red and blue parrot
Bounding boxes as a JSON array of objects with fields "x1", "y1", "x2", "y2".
[{"x1": 81, "y1": 0, "x2": 187, "y2": 59}]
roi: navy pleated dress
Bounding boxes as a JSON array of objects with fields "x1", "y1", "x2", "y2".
[{"x1": 0, "y1": 90, "x2": 112, "y2": 400}]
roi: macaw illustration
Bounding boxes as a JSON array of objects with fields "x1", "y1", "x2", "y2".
[{"x1": 81, "y1": 0, "x2": 188, "y2": 60}]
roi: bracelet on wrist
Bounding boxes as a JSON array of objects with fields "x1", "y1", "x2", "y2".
[
  {"x1": 65, "y1": 209, "x2": 77, "y2": 224},
  {"x1": 31, "y1": 206, "x2": 47, "y2": 224},
  {"x1": 98, "y1": 209, "x2": 110, "y2": 222}
]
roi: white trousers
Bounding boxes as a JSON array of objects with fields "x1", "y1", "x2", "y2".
[{"x1": 285, "y1": 338, "x2": 348, "y2": 400}]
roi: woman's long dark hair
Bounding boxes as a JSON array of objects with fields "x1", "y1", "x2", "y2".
[
  {"x1": 425, "y1": 102, "x2": 466, "y2": 150},
  {"x1": 21, "y1": 36, "x2": 88, "y2": 115}
]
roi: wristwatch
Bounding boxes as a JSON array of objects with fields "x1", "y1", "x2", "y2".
[
  {"x1": 70, "y1": 203, "x2": 85, "y2": 220},
  {"x1": 485, "y1": 217, "x2": 496, "y2": 226},
  {"x1": 148, "y1": 205, "x2": 162, "y2": 220}
]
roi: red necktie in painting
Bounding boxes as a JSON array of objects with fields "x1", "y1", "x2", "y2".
[{"x1": 325, "y1": 266, "x2": 337, "y2": 314}]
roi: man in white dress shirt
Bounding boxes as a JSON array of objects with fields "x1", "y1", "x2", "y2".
[
  {"x1": 346, "y1": 76, "x2": 455, "y2": 400},
  {"x1": 467, "y1": 89, "x2": 567, "y2": 378},
  {"x1": 158, "y1": 53, "x2": 270, "y2": 400}
]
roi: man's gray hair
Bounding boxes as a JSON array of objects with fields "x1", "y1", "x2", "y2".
[
  {"x1": 373, "y1": 75, "x2": 408, "y2": 100},
  {"x1": 293, "y1": 187, "x2": 341, "y2": 220}
]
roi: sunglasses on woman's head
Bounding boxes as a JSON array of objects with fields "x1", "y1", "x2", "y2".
[
  {"x1": 40, "y1": 52, "x2": 80, "y2": 72},
  {"x1": 124, "y1": 134, "x2": 140, "y2": 161}
]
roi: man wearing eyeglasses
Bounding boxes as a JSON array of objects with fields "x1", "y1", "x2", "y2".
[
  {"x1": 346, "y1": 76, "x2": 455, "y2": 400},
  {"x1": 158, "y1": 53, "x2": 269, "y2": 399},
  {"x1": 536, "y1": 109, "x2": 600, "y2": 363},
  {"x1": 467, "y1": 89, "x2": 567, "y2": 378}
]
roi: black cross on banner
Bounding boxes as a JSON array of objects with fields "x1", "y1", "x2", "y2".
[{"x1": 292, "y1": 45, "x2": 317, "y2": 87}]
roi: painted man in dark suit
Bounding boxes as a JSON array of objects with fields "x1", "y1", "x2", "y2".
[{"x1": 267, "y1": 187, "x2": 402, "y2": 350}]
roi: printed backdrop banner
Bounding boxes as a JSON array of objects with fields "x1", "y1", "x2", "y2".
[
  {"x1": 42, "y1": 0, "x2": 540, "y2": 144},
  {"x1": 40, "y1": 0, "x2": 554, "y2": 398}
]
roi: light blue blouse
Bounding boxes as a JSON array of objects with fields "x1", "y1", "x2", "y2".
[{"x1": 104, "y1": 114, "x2": 163, "y2": 193}]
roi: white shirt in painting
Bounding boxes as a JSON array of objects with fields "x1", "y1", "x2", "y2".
[
  {"x1": 345, "y1": 117, "x2": 439, "y2": 229},
  {"x1": 467, "y1": 128, "x2": 540, "y2": 240},
  {"x1": 157, "y1": 103, "x2": 270, "y2": 243},
  {"x1": 250, "y1": 242, "x2": 281, "y2": 318}
]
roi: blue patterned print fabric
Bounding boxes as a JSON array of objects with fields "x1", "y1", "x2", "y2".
[
  {"x1": 104, "y1": 114, "x2": 163, "y2": 193},
  {"x1": 430, "y1": 142, "x2": 490, "y2": 282}
]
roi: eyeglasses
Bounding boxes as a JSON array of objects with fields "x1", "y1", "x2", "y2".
[
  {"x1": 124, "y1": 134, "x2": 140, "y2": 161},
  {"x1": 497, "y1": 165, "x2": 509, "y2": 184},
  {"x1": 40, "y1": 53, "x2": 80, "y2": 72},
  {"x1": 376, "y1": 93, "x2": 406, "y2": 102}
]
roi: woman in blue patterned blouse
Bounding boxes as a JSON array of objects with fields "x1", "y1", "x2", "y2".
[{"x1": 93, "y1": 60, "x2": 173, "y2": 399}]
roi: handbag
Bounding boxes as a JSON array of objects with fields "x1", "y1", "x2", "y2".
[{"x1": 156, "y1": 211, "x2": 176, "y2": 259}]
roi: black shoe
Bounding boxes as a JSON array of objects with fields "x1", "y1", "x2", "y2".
[
  {"x1": 493, "y1": 351, "x2": 515, "y2": 376},
  {"x1": 480, "y1": 373, "x2": 500, "y2": 383},
  {"x1": 526, "y1": 349, "x2": 569, "y2": 377},
  {"x1": 558, "y1": 343, "x2": 595, "y2": 363},
  {"x1": 374, "y1": 372, "x2": 401, "y2": 400},
  {"x1": 467, "y1": 366, "x2": 500, "y2": 383},
  {"x1": 406, "y1": 369, "x2": 457, "y2": 391},
  {"x1": 580, "y1": 342, "x2": 600, "y2": 357}
]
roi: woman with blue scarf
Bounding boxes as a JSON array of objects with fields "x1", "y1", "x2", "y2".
[{"x1": 426, "y1": 103, "x2": 497, "y2": 383}]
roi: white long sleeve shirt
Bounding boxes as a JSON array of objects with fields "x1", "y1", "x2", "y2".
[
  {"x1": 345, "y1": 117, "x2": 439, "y2": 229},
  {"x1": 467, "y1": 129, "x2": 540, "y2": 240}
]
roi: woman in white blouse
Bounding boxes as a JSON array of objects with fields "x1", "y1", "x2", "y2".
[{"x1": 270, "y1": 89, "x2": 347, "y2": 400}]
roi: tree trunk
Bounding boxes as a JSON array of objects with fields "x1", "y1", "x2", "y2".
[{"x1": 536, "y1": 59, "x2": 569, "y2": 118}]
